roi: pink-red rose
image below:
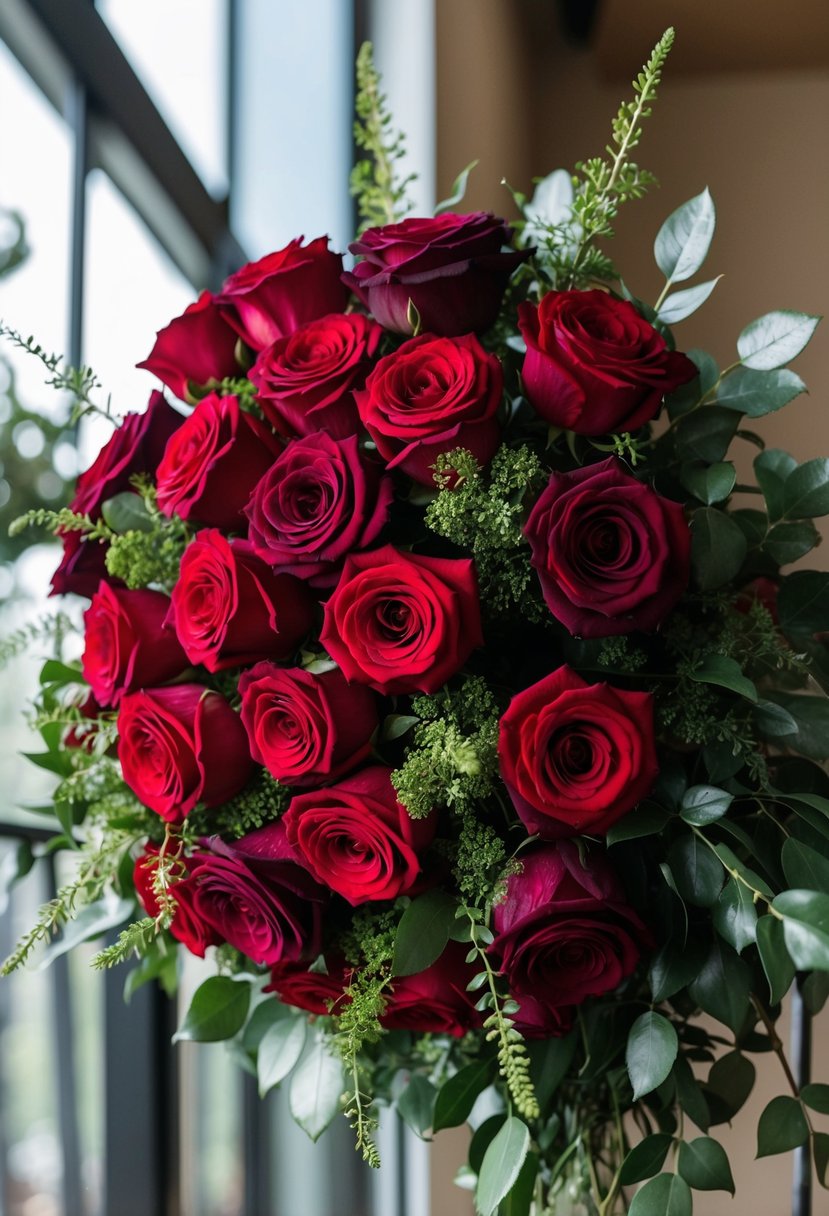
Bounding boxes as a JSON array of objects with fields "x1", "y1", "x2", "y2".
[
  {"x1": 518, "y1": 290, "x2": 697, "y2": 435},
  {"x1": 137, "y1": 291, "x2": 240, "y2": 401},
  {"x1": 498, "y1": 666, "x2": 659, "y2": 837},
  {"x1": 82, "y1": 582, "x2": 187, "y2": 706},
  {"x1": 381, "y1": 942, "x2": 482, "y2": 1036},
  {"x1": 133, "y1": 846, "x2": 220, "y2": 959},
  {"x1": 265, "y1": 957, "x2": 352, "y2": 1016}
]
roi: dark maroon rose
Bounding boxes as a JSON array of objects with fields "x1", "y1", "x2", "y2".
[
  {"x1": 381, "y1": 942, "x2": 482, "y2": 1036},
  {"x1": 265, "y1": 957, "x2": 353, "y2": 1015},
  {"x1": 155, "y1": 392, "x2": 282, "y2": 530},
  {"x1": 137, "y1": 291, "x2": 240, "y2": 401},
  {"x1": 117, "y1": 686, "x2": 252, "y2": 822},
  {"x1": 343, "y1": 212, "x2": 529, "y2": 336},
  {"x1": 354, "y1": 333, "x2": 503, "y2": 485},
  {"x1": 249, "y1": 313, "x2": 381, "y2": 439},
  {"x1": 133, "y1": 845, "x2": 221, "y2": 959},
  {"x1": 82, "y1": 582, "x2": 187, "y2": 706},
  {"x1": 168, "y1": 530, "x2": 315, "y2": 672},
  {"x1": 238, "y1": 663, "x2": 378, "y2": 787},
  {"x1": 321, "y1": 544, "x2": 483, "y2": 695},
  {"x1": 283, "y1": 766, "x2": 435, "y2": 905},
  {"x1": 518, "y1": 290, "x2": 697, "y2": 434},
  {"x1": 216, "y1": 237, "x2": 348, "y2": 352},
  {"x1": 509, "y1": 994, "x2": 575, "y2": 1041},
  {"x1": 498, "y1": 666, "x2": 659, "y2": 838},
  {"x1": 525, "y1": 457, "x2": 691, "y2": 637}
]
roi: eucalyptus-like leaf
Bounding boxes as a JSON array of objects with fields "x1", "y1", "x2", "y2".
[
  {"x1": 657, "y1": 276, "x2": 721, "y2": 324},
  {"x1": 626, "y1": 1011, "x2": 679, "y2": 1100},
  {"x1": 257, "y1": 1015, "x2": 307, "y2": 1096},
  {"x1": 737, "y1": 310, "x2": 820, "y2": 371},
  {"x1": 654, "y1": 188, "x2": 716, "y2": 285},
  {"x1": 288, "y1": 1033, "x2": 343, "y2": 1141},
  {"x1": 674, "y1": 406, "x2": 739, "y2": 463}
]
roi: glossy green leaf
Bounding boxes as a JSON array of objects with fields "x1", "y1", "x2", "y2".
[
  {"x1": 801, "y1": 1083, "x2": 829, "y2": 1115},
  {"x1": 753, "y1": 699, "x2": 799, "y2": 739},
  {"x1": 288, "y1": 1034, "x2": 343, "y2": 1141},
  {"x1": 768, "y1": 695, "x2": 829, "y2": 761},
  {"x1": 380, "y1": 714, "x2": 420, "y2": 741},
  {"x1": 777, "y1": 571, "x2": 829, "y2": 641},
  {"x1": 782, "y1": 458, "x2": 829, "y2": 519},
  {"x1": 681, "y1": 461, "x2": 736, "y2": 505},
  {"x1": 657, "y1": 276, "x2": 721, "y2": 325},
  {"x1": 773, "y1": 890, "x2": 829, "y2": 970},
  {"x1": 688, "y1": 654, "x2": 757, "y2": 702},
  {"x1": 101, "y1": 491, "x2": 154, "y2": 533},
  {"x1": 764, "y1": 521, "x2": 820, "y2": 567},
  {"x1": 607, "y1": 802, "x2": 672, "y2": 844},
  {"x1": 433, "y1": 1057, "x2": 494, "y2": 1132},
  {"x1": 174, "y1": 976, "x2": 251, "y2": 1043},
  {"x1": 654, "y1": 188, "x2": 716, "y2": 284},
  {"x1": 628, "y1": 1172, "x2": 692, "y2": 1216},
  {"x1": 689, "y1": 939, "x2": 751, "y2": 1032},
  {"x1": 469, "y1": 1116, "x2": 506, "y2": 1175},
  {"x1": 257, "y1": 1015, "x2": 306, "y2": 1096},
  {"x1": 674, "y1": 1055, "x2": 711, "y2": 1131},
  {"x1": 737, "y1": 311, "x2": 820, "y2": 371},
  {"x1": 803, "y1": 971, "x2": 829, "y2": 1014},
  {"x1": 668, "y1": 835, "x2": 725, "y2": 908},
  {"x1": 648, "y1": 937, "x2": 707, "y2": 1002},
  {"x1": 691, "y1": 508, "x2": 747, "y2": 591},
  {"x1": 713, "y1": 878, "x2": 757, "y2": 952},
  {"x1": 782, "y1": 837, "x2": 829, "y2": 892},
  {"x1": 680, "y1": 785, "x2": 733, "y2": 826},
  {"x1": 626, "y1": 1012, "x2": 679, "y2": 1101},
  {"x1": 711, "y1": 843, "x2": 773, "y2": 898},
  {"x1": 756, "y1": 915, "x2": 796, "y2": 1005},
  {"x1": 619, "y1": 1134, "x2": 674, "y2": 1186},
  {"x1": 667, "y1": 348, "x2": 718, "y2": 419},
  {"x1": 500, "y1": 1151, "x2": 538, "y2": 1216},
  {"x1": 528, "y1": 1032, "x2": 576, "y2": 1108},
  {"x1": 392, "y1": 890, "x2": 457, "y2": 976},
  {"x1": 678, "y1": 1136, "x2": 735, "y2": 1193},
  {"x1": 756, "y1": 1094, "x2": 809, "y2": 1157},
  {"x1": 716, "y1": 366, "x2": 806, "y2": 417},
  {"x1": 813, "y1": 1131, "x2": 829, "y2": 1188},
  {"x1": 241, "y1": 998, "x2": 291, "y2": 1053},
  {"x1": 397, "y1": 1073, "x2": 437, "y2": 1137},
  {"x1": 754, "y1": 449, "x2": 798, "y2": 521},
  {"x1": 675, "y1": 406, "x2": 739, "y2": 464},
  {"x1": 707, "y1": 1051, "x2": 755, "y2": 1116},
  {"x1": 475, "y1": 1116, "x2": 530, "y2": 1216}
]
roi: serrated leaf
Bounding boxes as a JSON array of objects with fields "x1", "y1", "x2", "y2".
[
  {"x1": 392, "y1": 890, "x2": 457, "y2": 977},
  {"x1": 433, "y1": 1057, "x2": 494, "y2": 1132},
  {"x1": 688, "y1": 655, "x2": 757, "y2": 702},
  {"x1": 689, "y1": 939, "x2": 751, "y2": 1032},
  {"x1": 654, "y1": 188, "x2": 716, "y2": 284},
  {"x1": 475, "y1": 1116, "x2": 530, "y2": 1216},
  {"x1": 678, "y1": 1136, "x2": 735, "y2": 1193},
  {"x1": 629, "y1": 1172, "x2": 693, "y2": 1216},
  {"x1": 773, "y1": 889, "x2": 829, "y2": 970},
  {"x1": 680, "y1": 785, "x2": 733, "y2": 826},
  {"x1": 756, "y1": 1094, "x2": 809, "y2": 1157},
  {"x1": 691, "y1": 508, "x2": 747, "y2": 591},
  {"x1": 626, "y1": 1012, "x2": 678, "y2": 1100},
  {"x1": 681, "y1": 461, "x2": 736, "y2": 505},
  {"x1": 397, "y1": 1073, "x2": 437, "y2": 1137},
  {"x1": 737, "y1": 311, "x2": 820, "y2": 371},
  {"x1": 756, "y1": 915, "x2": 796, "y2": 1005},
  {"x1": 257, "y1": 1015, "x2": 306, "y2": 1096},
  {"x1": 657, "y1": 277, "x2": 721, "y2": 325},
  {"x1": 716, "y1": 366, "x2": 806, "y2": 417},
  {"x1": 288, "y1": 1033, "x2": 343, "y2": 1141},
  {"x1": 619, "y1": 1134, "x2": 674, "y2": 1186},
  {"x1": 173, "y1": 976, "x2": 251, "y2": 1043}
]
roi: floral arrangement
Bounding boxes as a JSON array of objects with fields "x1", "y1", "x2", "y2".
[{"x1": 4, "y1": 31, "x2": 829, "y2": 1216}]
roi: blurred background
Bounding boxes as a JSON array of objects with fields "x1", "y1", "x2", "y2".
[{"x1": 0, "y1": 2, "x2": 826, "y2": 1214}]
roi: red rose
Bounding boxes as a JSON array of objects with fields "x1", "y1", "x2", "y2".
[
  {"x1": 498, "y1": 666, "x2": 659, "y2": 837},
  {"x1": 168, "y1": 531, "x2": 314, "y2": 672},
  {"x1": 321, "y1": 544, "x2": 483, "y2": 695},
  {"x1": 82, "y1": 582, "x2": 187, "y2": 706},
  {"x1": 216, "y1": 237, "x2": 348, "y2": 352},
  {"x1": 245, "y1": 432, "x2": 393, "y2": 588},
  {"x1": 265, "y1": 957, "x2": 352, "y2": 1016},
  {"x1": 283, "y1": 766, "x2": 436, "y2": 905},
  {"x1": 518, "y1": 290, "x2": 697, "y2": 435},
  {"x1": 117, "y1": 686, "x2": 252, "y2": 822},
  {"x1": 381, "y1": 942, "x2": 482, "y2": 1036},
  {"x1": 155, "y1": 392, "x2": 282, "y2": 530},
  {"x1": 508, "y1": 994, "x2": 575, "y2": 1041},
  {"x1": 249, "y1": 313, "x2": 381, "y2": 439},
  {"x1": 137, "y1": 291, "x2": 240, "y2": 401},
  {"x1": 354, "y1": 333, "x2": 503, "y2": 485},
  {"x1": 63, "y1": 692, "x2": 102, "y2": 753},
  {"x1": 239, "y1": 663, "x2": 378, "y2": 787},
  {"x1": 343, "y1": 212, "x2": 529, "y2": 336},
  {"x1": 525, "y1": 457, "x2": 691, "y2": 637},
  {"x1": 133, "y1": 845, "x2": 220, "y2": 959}
]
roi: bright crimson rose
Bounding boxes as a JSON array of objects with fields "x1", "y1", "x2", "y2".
[
  {"x1": 168, "y1": 530, "x2": 314, "y2": 672},
  {"x1": 343, "y1": 212, "x2": 529, "y2": 336},
  {"x1": 518, "y1": 290, "x2": 697, "y2": 435},
  {"x1": 525, "y1": 457, "x2": 691, "y2": 637},
  {"x1": 321, "y1": 544, "x2": 483, "y2": 695},
  {"x1": 133, "y1": 845, "x2": 220, "y2": 959},
  {"x1": 216, "y1": 237, "x2": 348, "y2": 351},
  {"x1": 381, "y1": 943, "x2": 482, "y2": 1036},
  {"x1": 137, "y1": 291, "x2": 240, "y2": 401},
  {"x1": 354, "y1": 333, "x2": 503, "y2": 485},
  {"x1": 283, "y1": 766, "x2": 436, "y2": 906},
  {"x1": 498, "y1": 666, "x2": 659, "y2": 837},
  {"x1": 82, "y1": 582, "x2": 187, "y2": 706},
  {"x1": 245, "y1": 432, "x2": 392, "y2": 588},
  {"x1": 155, "y1": 392, "x2": 282, "y2": 530},
  {"x1": 265, "y1": 957, "x2": 352, "y2": 1016},
  {"x1": 238, "y1": 663, "x2": 378, "y2": 787},
  {"x1": 118, "y1": 686, "x2": 252, "y2": 822},
  {"x1": 249, "y1": 313, "x2": 381, "y2": 439},
  {"x1": 190, "y1": 822, "x2": 327, "y2": 965}
]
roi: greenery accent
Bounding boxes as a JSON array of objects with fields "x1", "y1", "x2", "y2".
[
  {"x1": 0, "y1": 611, "x2": 75, "y2": 670},
  {"x1": 0, "y1": 321, "x2": 112, "y2": 424},
  {"x1": 350, "y1": 42, "x2": 415, "y2": 232},
  {"x1": 187, "y1": 769, "x2": 291, "y2": 840}
]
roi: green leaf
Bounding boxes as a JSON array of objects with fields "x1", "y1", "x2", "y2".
[
  {"x1": 628, "y1": 1172, "x2": 693, "y2": 1216},
  {"x1": 654, "y1": 188, "x2": 716, "y2": 284},
  {"x1": 668, "y1": 835, "x2": 725, "y2": 907},
  {"x1": 469, "y1": 1116, "x2": 506, "y2": 1175},
  {"x1": 475, "y1": 1116, "x2": 530, "y2": 1216},
  {"x1": 802, "y1": 1083, "x2": 829, "y2": 1115},
  {"x1": 606, "y1": 802, "x2": 671, "y2": 844},
  {"x1": 680, "y1": 785, "x2": 733, "y2": 826},
  {"x1": 392, "y1": 890, "x2": 457, "y2": 977},
  {"x1": 435, "y1": 160, "x2": 479, "y2": 215},
  {"x1": 648, "y1": 937, "x2": 707, "y2": 1002},
  {"x1": 782, "y1": 458, "x2": 829, "y2": 519},
  {"x1": 626, "y1": 1012, "x2": 679, "y2": 1100},
  {"x1": 433, "y1": 1057, "x2": 494, "y2": 1133},
  {"x1": 713, "y1": 878, "x2": 757, "y2": 952},
  {"x1": 764, "y1": 521, "x2": 820, "y2": 567},
  {"x1": 241, "y1": 998, "x2": 291, "y2": 1053},
  {"x1": 716, "y1": 366, "x2": 806, "y2": 417},
  {"x1": 681, "y1": 461, "x2": 735, "y2": 505},
  {"x1": 174, "y1": 976, "x2": 251, "y2": 1043},
  {"x1": 527, "y1": 1033, "x2": 576, "y2": 1108},
  {"x1": 756, "y1": 915, "x2": 796, "y2": 1005},
  {"x1": 768, "y1": 695, "x2": 829, "y2": 761},
  {"x1": 737, "y1": 311, "x2": 820, "y2": 371},
  {"x1": 667, "y1": 349, "x2": 718, "y2": 420},
  {"x1": 40, "y1": 893, "x2": 133, "y2": 965},
  {"x1": 288, "y1": 1033, "x2": 343, "y2": 1141},
  {"x1": 803, "y1": 971, "x2": 829, "y2": 1014},
  {"x1": 39, "y1": 659, "x2": 84, "y2": 687},
  {"x1": 619, "y1": 1134, "x2": 674, "y2": 1186},
  {"x1": 711, "y1": 843, "x2": 774, "y2": 899},
  {"x1": 380, "y1": 714, "x2": 420, "y2": 742},
  {"x1": 397, "y1": 1073, "x2": 437, "y2": 1138},
  {"x1": 782, "y1": 837, "x2": 829, "y2": 892},
  {"x1": 499, "y1": 1151, "x2": 538, "y2": 1216},
  {"x1": 754, "y1": 448, "x2": 798, "y2": 521},
  {"x1": 773, "y1": 889, "x2": 829, "y2": 970},
  {"x1": 813, "y1": 1131, "x2": 829, "y2": 1188},
  {"x1": 688, "y1": 654, "x2": 757, "y2": 702},
  {"x1": 257, "y1": 1015, "x2": 306, "y2": 1097},
  {"x1": 678, "y1": 1136, "x2": 735, "y2": 1193},
  {"x1": 691, "y1": 509, "x2": 747, "y2": 591},
  {"x1": 100, "y1": 491, "x2": 154, "y2": 533},
  {"x1": 675, "y1": 406, "x2": 739, "y2": 464},
  {"x1": 778, "y1": 571, "x2": 829, "y2": 641},
  {"x1": 674, "y1": 1055, "x2": 711, "y2": 1132},
  {"x1": 753, "y1": 699, "x2": 799, "y2": 739},
  {"x1": 756, "y1": 1094, "x2": 809, "y2": 1157},
  {"x1": 657, "y1": 277, "x2": 721, "y2": 325},
  {"x1": 707, "y1": 1051, "x2": 755, "y2": 1116},
  {"x1": 689, "y1": 939, "x2": 751, "y2": 1032}
]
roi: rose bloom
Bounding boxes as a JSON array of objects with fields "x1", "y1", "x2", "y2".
[
  {"x1": 265, "y1": 956, "x2": 353, "y2": 1016},
  {"x1": 249, "y1": 312, "x2": 381, "y2": 439},
  {"x1": 518, "y1": 289, "x2": 697, "y2": 435},
  {"x1": 321, "y1": 544, "x2": 483, "y2": 695},
  {"x1": 82, "y1": 582, "x2": 187, "y2": 706},
  {"x1": 354, "y1": 333, "x2": 503, "y2": 485},
  {"x1": 168, "y1": 530, "x2": 314, "y2": 672},
  {"x1": 118, "y1": 686, "x2": 252, "y2": 822},
  {"x1": 239, "y1": 663, "x2": 378, "y2": 787},
  {"x1": 245, "y1": 432, "x2": 393, "y2": 588},
  {"x1": 133, "y1": 845, "x2": 220, "y2": 959},
  {"x1": 343, "y1": 212, "x2": 529, "y2": 336},
  {"x1": 283, "y1": 766, "x2": 436, "y2": 906},
  {"x1": 381, "y1": 942, "x2": 482, "y2": 1036},
  {"x1": 155, "y1": 392, "x2": 282, "y2": 530},
  {"x1": 216, "y1": 236, "x2": 348, "y2": 351},
  {"x1": 498, "y1": 666, "x2": 659, "y2": 837},
  {"x1": 137, "y1": 291, "x2": 240, "y2": 401},
  {"x1": 525, "y1": 457, "x2": 691, "y2": 637}
]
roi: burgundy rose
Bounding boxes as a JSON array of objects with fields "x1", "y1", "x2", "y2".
[
  {"x1": 354, "y1": 333, "x2": 503, "y2": 485},
  {"x1": 137, "y1": 291, "x2": 240, "y2": 401},
  {"x1": 525, "y1": 457, "x2": 691, "y2": 637},
  {"x1": 283, "y1": 766, "x2": 436, "y2": 905},
  {"x1": 518, "y1": 290, "x2": 697, "y2": 435},
  {"x1": 118, "y1": 686, "x2": 252, "y2": 822},
  {"x1": 381, "y1": 943, "x2": 482, "y2": 1036},
  {"x1": 343, "y1": 212, "x2": 529, "y2": 336},
  {"x1": 245, "y1": 432, "x2": 393, "y2": 588},
  {"x1": 133, "y1": 845, "x2": 220, "y2": 959},
  {"x1": 82, "y1": 582, "x2": 187, "y2": 706},
  {"x1": 155, "y1": 392, "x2": 282, "y2": 530},
  {"x1": 498, "y1": 666, "x2": 659, "y2": 837},
  {"x1": 265, "y1": 957, "x2": 352, "y2": 1016},
  {"x1": 249, "y1": 313, "x2": 381, "y2": 439},
  {"x1": 321, "y1": 544, "x2": 483, "y2": 695},
  {"x1": 509, "y1": 994, "x2": 575, "y2": 1041},
  {"x1": 239, "y1": 663, "x2": 378, "y2": 787},
  {"x1": 216, "y1": 237, "x2": 348, "y2": 352}
]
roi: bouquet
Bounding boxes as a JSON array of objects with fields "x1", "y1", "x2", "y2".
[{"x1": 4, "y1": 30, "x2": 829, "y2": 1216}]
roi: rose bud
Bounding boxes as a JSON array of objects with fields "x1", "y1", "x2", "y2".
[
  {"x1": 133, "y1": 845, "x2": 221, "y2": 959},
  {"x1": 265, "y1": 956, "x2": 353, "y2": 1016},
  {"x1": 518, "y1": 289, "x2": 697, "y2": 435},
  {"x1": 354, "y1": 333, "x2": 503, "y2": 485},
  {"x1": 245, "y1": 432, "x2": 392, "y2": 589},
  {"x1": 137, "y1": 291, "x2": 240, "y2": 401},
  {"x1": 82, "y1": 582, "x2": 187, "y2": 706},
  {"x1": 343, "y1": 212, "x2": 529, "y2": 336},
  {"x1": 381, "y1": 942, "x2": 482, "y2": 1036},
  {"x1": 118, "y1": 685, "x2": 253, "y2": 822},
  {"x1": 249, "y1": 312, "x2": 381, "y2": 439},
  {"x1": 498, "y1": 666, "x2": 659, "y2": 837},
  {"x1": 239, "y1": 663, "x2": 378, "y2": 787},
  {"x1": 216, "y1": 236, "x2": 348, "y2": 352},
  {"x1": 283, "y1": 766, "x2": 436, "y2": 906},
  {"x1": 155, "y1": 392, "x2": 282, "y2": 531},
  {"x1": 168, "y1": 531, "x2": 315, "y2": 672},
  {"x1": 525, "y1": 457, "x2": 691, "y2": 638}
]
